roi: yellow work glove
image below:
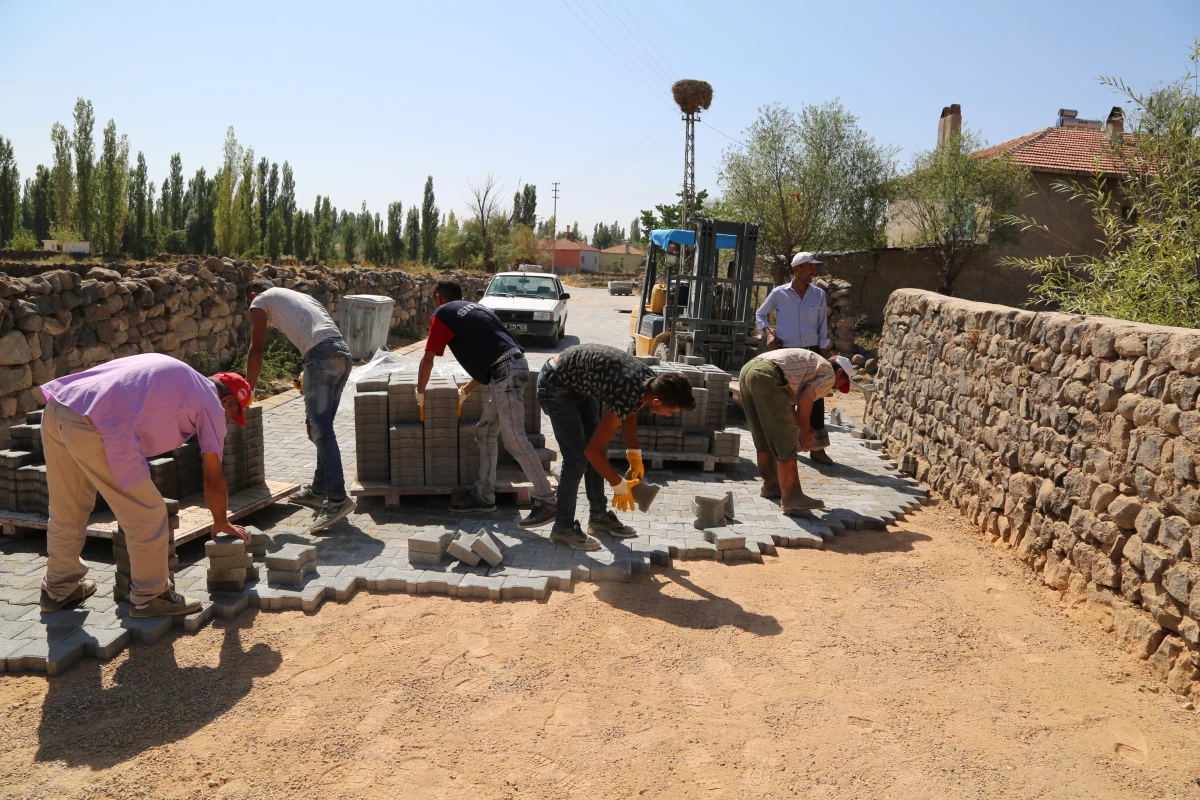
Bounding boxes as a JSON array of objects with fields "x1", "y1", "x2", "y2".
[
  {"x1": 457, "y1": 386, "x2": 468, "y2": 419},
  {"x1": 626, "y1": 449, "x2": 644, "y2": 483},
  {"x1": 416, "y1": 389, "x2": 425, "y2": 423},
  {"x1": 611, "y1": 478, "x2": 638, "y2": 513}
]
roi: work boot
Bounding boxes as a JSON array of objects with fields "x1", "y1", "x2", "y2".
[
  {"x1": 449, "y1": 492, "x2": 498, "y2": 514},
  {"x1": 809, "y1": 449, "x2": 835, "y2": 466},
  {"x1": 39, "y1": 579, "x2": 97, "y2": 612},
  {"x1": 756, "y1": 452, "x2": 781, "y2": 498},
  {"x1": 777, "y1": 459, "x2": 824, "y2": 514},
  {"x1": 587, "y1": 510, "x2": 637, "y2": 539},
  {"x1": 131, "y1": 589, "x2": 202, "y2": 618},
  {"x1": 518, "y1": 499, "x2": 557, "y2": 529},
  {"x1": 289, "y1": 484, "x2": 327, "y2": 509},
  {"x1": 310, "y1": 497, "x2": 357, "y2": 533},
  {"x1": 549, "y1": 521, "x2": 602, "y2": 551}
]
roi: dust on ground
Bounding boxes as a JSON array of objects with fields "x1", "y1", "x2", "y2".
[{"x1": 5, "y1": 482, "x2": 1200, "y2": 798}]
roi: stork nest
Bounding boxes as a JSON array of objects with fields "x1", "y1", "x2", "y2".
[{"x1": 672, "y1": 79, "x2": 712, "y2": 114}]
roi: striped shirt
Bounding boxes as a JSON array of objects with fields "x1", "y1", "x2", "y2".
[{"x1": 755, "y1": 348, "x2": 835, "y2": 401}]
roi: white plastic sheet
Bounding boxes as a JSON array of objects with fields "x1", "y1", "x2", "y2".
[{"x1": 348, "y1": 348, "x2": 470, "y2": 385}]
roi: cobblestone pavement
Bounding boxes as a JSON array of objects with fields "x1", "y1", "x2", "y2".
[{"x1": 0, "y1": 286, "x2": 927, "y2": 674}]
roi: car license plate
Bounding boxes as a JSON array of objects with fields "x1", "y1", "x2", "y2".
[{"x1": 505, "y1": 323, "x2": 528, "y2": 332}]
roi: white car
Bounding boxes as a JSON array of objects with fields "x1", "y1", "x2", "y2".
[{"x1": 478, "y1": 271, "x2": 570, "y2": 345}]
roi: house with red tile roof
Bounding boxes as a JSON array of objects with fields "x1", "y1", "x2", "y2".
[
  {"x1": 598, "y1": 241, "x2": 645, "y2": 273},
  {"x1": 879, "y1": 104, "x2": 1131, "y2": 308},
  {"x1": 538, "y1": 235, "x2": 601, "y2": 273}
]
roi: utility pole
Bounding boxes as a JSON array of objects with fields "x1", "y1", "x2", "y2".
[{"x1": 550, "y1": 181, "x2": 560, "y2": 275}]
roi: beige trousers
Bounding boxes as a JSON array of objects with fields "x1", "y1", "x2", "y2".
[{"x1": 40, "y1": 399, "x2": 172, "y2": 605}]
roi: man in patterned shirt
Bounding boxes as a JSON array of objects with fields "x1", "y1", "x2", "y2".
[
  {"x1": 738, "y1": 348, "x2": 854, "y2": 513},
  {"x1": 536, "y1": 344, "x2": 695, "y2": 550}
]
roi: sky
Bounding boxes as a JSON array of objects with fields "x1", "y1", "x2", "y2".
[{"x1": 1, "y1": 0, "x2": 1197, "y2": 240}]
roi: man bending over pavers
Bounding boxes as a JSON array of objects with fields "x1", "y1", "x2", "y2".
[
  {"x1": 537, "y1": 343, "x2": 694, "y2": 550},
  {"x1": 738, "y1": 348, "x2": 854, "y2": 513},
  {"x1": 245, "y1": 279, "x2": 356, "y2": 533},
  {"x1": 38, "y1": 354, "x2": 251, "y2": 617},
  {"x1": 416, "y1": 279, "x2": 558, "y2": 528}
]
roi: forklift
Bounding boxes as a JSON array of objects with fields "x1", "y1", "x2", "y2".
[{"x1": 627, "y1": 218, "x2": 770, "y2": 371}]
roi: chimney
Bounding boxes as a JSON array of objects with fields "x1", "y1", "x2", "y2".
[
  {"x1": 937, "y1": 103, "x2": 962, "y2": 149},
  {"x1": 1105, "y1": 106, "x2": 1124, "y2": 141}
]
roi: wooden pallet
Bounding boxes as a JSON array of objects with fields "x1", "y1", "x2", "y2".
[
  {"x1": 351, "y1": 468, "x2": 556, "y2": 508},
  {"x1": 606, "y1": 449, "x2": 742, "y2": 472},
  {"x1": 0, "y1": 480, "x2": 300, "y2": 545}
]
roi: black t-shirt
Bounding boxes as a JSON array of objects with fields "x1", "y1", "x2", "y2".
[
  {"x1": 428, "y1": 301, "x2": 521, "y2": 383},
  {"x1": 554, "y1": 344, "x2": 655, "y2": 419}
]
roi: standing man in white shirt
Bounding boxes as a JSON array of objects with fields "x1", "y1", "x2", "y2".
[{"x1": 754, "y1": 251, "x2": 835, "y2": 465}]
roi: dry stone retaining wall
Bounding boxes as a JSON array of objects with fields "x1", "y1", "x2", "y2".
[
  {"x1": 868, "y1": 288, "x2": 1200, "y2": 701},
  {"x1": 0, "y1": 257, "x2": 486, "y2": 444}
]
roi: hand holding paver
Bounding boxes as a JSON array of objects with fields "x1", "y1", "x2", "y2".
[
  {"x1": 626, "y1": 450, "x2": 644, "y2": 482},
  {"x1": 612, "y1": 478, "x2": 637, "y2": 513},
  {"x1": 212, "y1": 520, "x2": 248, "y2": 544}
]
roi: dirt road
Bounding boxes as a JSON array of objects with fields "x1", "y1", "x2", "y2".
[{"x1": 5, "y1": 493, "x2": 1200, "y2": 799}]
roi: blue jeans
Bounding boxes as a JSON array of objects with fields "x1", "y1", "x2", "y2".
[
  {"x1": 538, "y1": 362, "x2": 607, "y2": 529},
  {"x1": 303, "y1": 337, "x2": 352, "y2": 502},
  {"x1": 475, "y1": 355, "x2": 555, "y2": 504}
]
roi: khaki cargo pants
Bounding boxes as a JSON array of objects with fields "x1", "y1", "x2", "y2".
[{"x1": 40, "y1": 399, "x2": 172, "y2": 606}]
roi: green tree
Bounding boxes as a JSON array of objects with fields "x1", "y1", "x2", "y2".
[
  {"x1": 184, "y1": 167, "x2": 214, "y2": 255},
  {"x1": 294, "y1": 210, "x2": 313, "y2": 261},
  {"x1": 466, "y1": 174, "x2": 502, "y2": 269},
  {"x1": 266, "y1": 208, "x2": 285, "y2": 260},
  {"x1": 342, "y1": 215, "x2": 358, "y2": 263},
  {"x1": 718, "y1": 101, "x2": 898, "y2": 284},
  {"x1": 891, "y1": 128, "x2": 1029, "y2": 295},
  {"x1": 167, "y1": 153, "x2": 184, "y2": 231},
  {"x1": 315, "y1": 214, "x2": 333, "y2": 262},
  {"x1": 50, "y1": 122, "x2": 73, "y2": 234},
  {"x1": 421, "y1": 175, "x2": 438, "y2": 262},
  {"x1": 146, "y1": 180, "x2": 158, "y2": 253},
  {"x1": 30, "y1": 165, "x2": 53, "y2": 242},
  {"x1": 405, "y1": 206, "x2": 420, "y2": 261},
  {"x1": 630, "y1": 218, "x2": 642, "y2": 244},
  {"x1": 94, "y1": 119, "x2": 130, "y2": 254},
  {"x1": 215, "y1": 127, "x2": 240, "y2": 256},
  {"x1": 71, "y1": 98, "x2": 96, "y2": 243},
  {"x1": 386, "y1": 201, "x2": 404, "y2": 263},
  {"x1": 126, "y1": 151, "x2": 149, "y2": 257},
  {"x1": 1007, "y1": 44, "x2": 1200, "y2": 326},
  {"x1": 256, "y1": 156, "x2": 270, "y2": 246},
  {"x1": 520, "y1": 184, "x2": 537, "y2": 227},
  {"x1": 234, "y1": 148, "x2": 258, "y2": 256},
  {"x1": 0, "y1": 137, "x2": 19, "y2": 247},
  {"x1": 280, "y1": 161, "x2": 296, "y2": 254},
  {"x1": 639, "y1": 188, "x2": 709, "y2": 235},
  {"x1": 437, "y1": 210, "x2": 466, "y2": 266}
]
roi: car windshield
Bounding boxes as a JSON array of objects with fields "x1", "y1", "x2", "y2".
[{"x1": 485, "y1": 275, "x2": 559, "y2": 299}]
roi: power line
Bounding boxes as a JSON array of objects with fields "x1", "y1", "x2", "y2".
[
  {"x1": 615, "y1": 0, "x2": 679, "y2": 81},
  {"x1": 574, "y1": 0, "x2": 668, "y2": 96},
  {"x1": 594, "y1": 0, "x2": 674, "y2": 86},
  {"x1": 560, "y1": 0, "x2": 673, "y2": 108},
  {"x1": 610, "y1": 123, "x2": 679, "y2": 173},
  {"x1": 701, "y1": 119, "x2": 742, "y2": 144},
  {"x1": 605, "y1": 111, "x2": 677, "y2": 162}
]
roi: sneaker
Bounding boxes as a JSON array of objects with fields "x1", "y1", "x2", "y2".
[
  {"x1": 309, "y1": 497, "x2": 357, "y2": 533},
  {"x1": 518, "y1": 499, "x2": 557, "y2": 529},
  {"x1": 587, "y1": 510, "x2": 637, "y2": 539},
  {"x1": 809, "y1": 450, "x2": 835, "y2": 465},
  {"x1": 39, "y1": 579, "x2": 97, "y2": 612},
  {"x1": 549, "y1": 521, "x2": 602, "y2": 551},
  {"x1": 450, "y1": 492, "x2": 497, "y2": 514},
  {"x1": 290, "y1": 484, "x2": 327, "y2": 509},
  {"x1": 131, "y1": 590, "x2": 202, "y2": 618}
]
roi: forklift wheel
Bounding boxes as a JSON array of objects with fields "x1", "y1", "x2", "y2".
[
  {"x1": 652, "y1": 341, "x2": 669, "y2": 361},
  {"x1": 627, "y1": 338, "x2": 637, "y2": 355}
]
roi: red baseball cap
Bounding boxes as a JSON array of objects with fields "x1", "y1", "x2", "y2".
[{"x1": 213, "y1": 372, "x2": 253, "y2": 425}]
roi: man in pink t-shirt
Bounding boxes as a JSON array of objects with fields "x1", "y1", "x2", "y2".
[{"x1": 38, "y1": 354, "x2": 252, "y2": 618}]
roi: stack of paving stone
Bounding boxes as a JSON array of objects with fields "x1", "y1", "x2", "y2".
[
  {"x1": 112, "y1": 501, "x2": 180, "y2": 602},
  {"x1": 0, "y1": 449, "x2": 34, "y2": 511},
  {"x1": 691, "y1": 492, "x2": 760, "y2": 562},
  {"x1": 205, "y1": 533, "x2": 253, "y2": 592},
  {"x1": 16, "y1": 464, "x2": 48, "y2": 515},
  {"x1": 711, "y1": 430, "x2": 741, "y2": 457},
  {"x1": 390, "y1": 423, "x2": 425, "y2": 486},
  {"x1": 700, "y1": 364, "x2": 732, "y2": 431},
  {"x1": 170, "y1": 439, "x2": 203, "y2": 497},
  {"x1": 408, "y1": 526, "x2": 457, "y2": 565},
  {"x1": 265, "y1": 543, "x2": 317, "y2": 585},
  {"x1": 455, "y1": 373, "x2": 487, "y2": 423},
  {"x1": 354, "y1": 383, "x2": 390, "y2": 483},
  {"x1": 609, "y1": 360, "x2": 738, "y2": 458},
  {"x1": 457, "y1": 423, "x2": 480, "y2": 485},
  {"x1": 222, "y1": 404, "x2": 266, "y2": 493},
  {"x1": 148, "y1": 457, "x2": 179, "y2": 502},
  {"x1": 423, "y1": 375, "x2": 459, "y2": 486}
]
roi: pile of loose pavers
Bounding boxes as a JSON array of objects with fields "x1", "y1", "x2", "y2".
[{"x1": 0, "y1": 364, "x2": 928, "y2": 675}]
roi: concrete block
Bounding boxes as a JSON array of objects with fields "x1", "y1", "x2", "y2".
[
  {"x1": 180, "y1": 603, "x2": 214, "y2": 633},
  {"x1": 409, "y1": 550, "x2": 444, "y2": 566},
  {"x1": 6, "y1": 638, "x2": 87, "y2": 675},
  {"x1": 264, "y1": 543, "x2": 317, "y2": 570},
  {"x1": 471, "y1": 530, "x2": 505, "y2": 566},
  {"x1": 267, "y1": 560, "x2": 316, "y2": 585},
  {"x1": 448, "y1": 532, "x2": 482, "y2": 566},
  {"x1": 704, "y1": 529, "x2": 746, "y2": 550},
  {"x1": 63, "y1": 625, "x2": 131, "y2": 660},
  {"x1": 501, "y1": 575, "x2": 550, "y2": 600},
  {"x1": 205, "y1": 534, "x2": 247, "y2": 558},
  {"x1": 457, "y1": 574, "x2": 504, "y2": 600},
  {"x1": 208, "y1": 590, "x2": 251, "y2": 619},
  {"x1": 208, "y1": 553, "x2": 253, "y2": 571},
  {"x1": 692, "y1": 495, "x2": 728, "y2": 530},
  {"x1": 206, "y1": 567, "x2": 248, "y2": 583},
  {"x1": 118, "y1": 614, "x2": 175, "y2": 645},
  {"x1": 408, "y1": 528, "x2": 456, "y2": 555}
]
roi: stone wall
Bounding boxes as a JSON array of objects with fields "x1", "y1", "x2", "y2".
[
  {"x1": 0, "y1": 257, "x2": 487, "y2": 443},
  {"x1": 868, "y1": 288, "x2": 1200, "y2": 701}
]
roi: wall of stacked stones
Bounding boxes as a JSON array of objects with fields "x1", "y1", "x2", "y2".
[
  {"x1": 867, "y1": 288, "x2": 1200, "y2": 700},
  {"x1": 0, "y1": 257, "x2": 486, "y2": 444}
]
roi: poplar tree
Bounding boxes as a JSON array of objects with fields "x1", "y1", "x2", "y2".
[
  {"x1": 235, "y1": 149, "x2": 258, "y2": 256},
  {"x1": 215, "y1": 127, "x2": 239, "y2": 256},
  {"x1": 387, "y1": 202, "x2": 403, "y2": 263},
  {"x1": 31, "y1": 165, "x2": 53, "y2": 242},
  {"x1": 256, "y1": 156, "x2": 270, "y2": 245},
  {"x1": 50, "y1": 122, "x2": 73, "y2": 235},
  {"x1": 520, "y1": 183, "x2": 537, "y2": 227},
  {"x1": 127, "y1": 151, "x2": 149, "y2": 256},
  {"x1": 167, "y1": 153, "x2": 184, "y2": 231},
  {"x1": 146, "y1": 180, "x2": 158, "y2": 253},
  {"x1": 0, "y1": 138, "x2": 18, "y2": 247},
  {"x1": 405, "y1": 206, "x2": 420, "y2": 261},
  {"x1": 280, "y1": 161, "x2": 296, "y2": 254},
  {"x1": 94, "y1": 119, "x2": 130, "y2": 254},
  {"x1": 342, "y1": 215, "x2": 357, "y2": 263},
  {"x1": 71, "y1": 98, "x2": 96, "y2": 242},
  {"x1": 420, "y1": 175, "x2": 438, "y2": 263}
]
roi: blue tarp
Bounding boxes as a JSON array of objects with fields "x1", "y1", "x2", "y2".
[{"x1": 649, "y1": 229, "x2": 738, "y2": 251}]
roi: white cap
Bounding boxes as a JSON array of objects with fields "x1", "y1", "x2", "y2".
[
  {"x1": 791, "y1": 251, "x2": 823, "y2": 267},
  {"x1": 831, "y1": 355, "x2": 856, "y2": 393}
]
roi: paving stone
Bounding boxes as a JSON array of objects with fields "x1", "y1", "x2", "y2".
[
  {"x1": 448, "y1": 533, "x2": 481, "y2": 567},
  {"x1": 267, "y1": 561, "x2": 317, "y2": 585},
  {"x1": 264, "y1": 543, "x2": 317, "y2": 570},
  {"x1": 117, "y1": 614, "x2": 174, "y2": 645},
  {"x1": 705, "y1": 529, "x2": 746, "y2": 551},
  {"x1": 205, "y1": 534, "x2": 247, "y2": 558},
  {"x1": 180, "y1": 603, "x2": 214, "y2": 633},
  {"x1": 457, "y1": 574, "x2": 504, "y2": 600},
  {"x1": 471, "y1": 530, "x2": 505, "y2": 567},
  {"x1": 6, "y1": 638, "x2": 87, "y2": 675}
]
